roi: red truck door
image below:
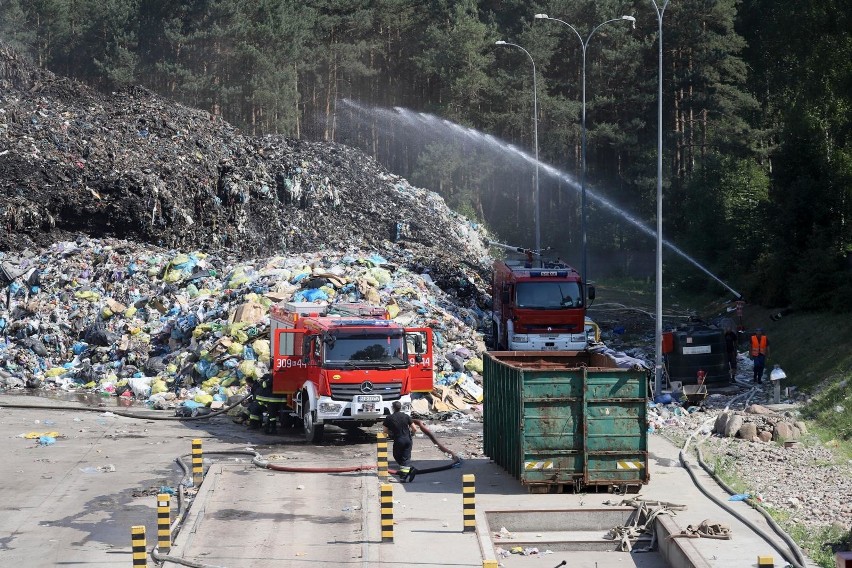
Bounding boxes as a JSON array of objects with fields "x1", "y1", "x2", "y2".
[
  {"x1": 272, "y1": 328, "x2": 309, "y2": 394},
  {"x1": 406, "y1": 328, "x2": 434, "y2": 393}
]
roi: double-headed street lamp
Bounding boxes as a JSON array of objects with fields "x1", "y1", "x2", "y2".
[
  {"x1": 534, "y1": 13, "x2": 635, "y2": 292},
  {"x1": 495, "y1": 40, "x2": 541, "y2": 261}
]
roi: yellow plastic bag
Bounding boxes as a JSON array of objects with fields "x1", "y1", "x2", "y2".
[
  {"x1": 74, "y1": 290, "x2": 101, "y2": 302},
  {"x1": 252, "y1": 339, "x2": 271, "y2": 364},
  {"x1": 464, "y1": 358, "x2": 484, "y2": 374},
  {"x1": 238, "y1": 360, "x2": 259, "y2": 379},
  {"x1": 194, "y1": 393, "x2": 214, "y2": 406}
]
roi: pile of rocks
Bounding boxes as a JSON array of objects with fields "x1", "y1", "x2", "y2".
[
  {"x1": 711, "y1": 436, "x2": 852, "y2": 527},
  {"x1": 713, "y1": 404, "x2": 808, "y2": 443}
]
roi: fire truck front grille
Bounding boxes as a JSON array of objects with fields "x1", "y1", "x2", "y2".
[{"x1": 330, "y1": 382, "x2": 403, "y2": 401}]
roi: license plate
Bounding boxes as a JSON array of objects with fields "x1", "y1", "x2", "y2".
[
  {"x1": 355, "y1": 395, "x2": 381, "y2": 402},
  {"x1": 543, "y1": 346, "x2": 559, "y2": 351},
  {"x1": 358, "y1": 403, "x2": 376, "y2": 413}
]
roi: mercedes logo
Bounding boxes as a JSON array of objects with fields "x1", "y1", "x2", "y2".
[{"x1": 360, "y1": 381, "x2": 374, "y2": 393}]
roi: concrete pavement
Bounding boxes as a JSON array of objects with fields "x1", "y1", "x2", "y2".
[{"x1": 163, "y1": 427, "x2": 815, "y2": 568}]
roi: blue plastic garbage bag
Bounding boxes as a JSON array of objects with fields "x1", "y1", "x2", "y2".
[
  {"x1": 38, "y1": 436, "x2": 56, "y2": 446},
  {"x1": 175, "y1": 314, "x2": 199, "y2": 335},
  {"x1": 72, "y1": 342, "x2": 88, "y2": 355},
  {"x1": 172, "y1": 254, "x2": 199, "y2": 273},
  {"x1": 729, "y1": 493, "x2": 750, "y2": 501},
  {"x1": 433, "y1": 331, "x2": 445, "y2": 348},
  {"x1": 654, "y1": 393, "x2": 673, "y2": 404},
  {"x1": 243, "y1": 346, "x2": 256, "y2": 361}
]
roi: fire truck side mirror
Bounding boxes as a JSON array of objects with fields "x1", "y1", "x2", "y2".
[
  {"x1": 413, "y1": 334, "x2": 423, "y2": 353},
  {"x1": 587, "y1": 285, "x2": 596, "y2": 301}
]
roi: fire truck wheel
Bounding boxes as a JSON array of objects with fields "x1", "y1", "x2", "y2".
[{"x1": 304, "y1": 410, "x2": 325, "y2": 443}]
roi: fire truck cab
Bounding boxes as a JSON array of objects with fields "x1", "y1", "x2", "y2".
[
  {"x1": 270, "y1": 302, "x2": 434, "y2": 443},
  {"x1": 491, "y1": 260, "x2": 594, "y2": 351}
]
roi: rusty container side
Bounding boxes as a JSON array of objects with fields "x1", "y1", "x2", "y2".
[
  {"x1": 484, "y1": 352, "x2": 590, "y2": 485},
  {"x1": 583, "y1": 368, "x2": 649, "y2": 486}
]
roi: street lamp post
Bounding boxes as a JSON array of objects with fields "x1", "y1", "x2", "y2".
[
  {"x1": 495, "y1": 40, "x2": 541, "y2": 260},
  {"x1": 534, "y1": 13, "x2": 635, "y2": 294},
  {"x1": 650, "y1": 1, "x2": 669, "y2": 397}
]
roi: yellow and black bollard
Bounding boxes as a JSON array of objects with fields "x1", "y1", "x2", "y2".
[
  {"x1": 462, "y1": 473, "x2": 476, "y2": 532},
  {"x1": 131, "y1": 525, "x2": 147, "y2": 567},
  {"x1": 191, "y1": 438, "x2": 203, "y2": 486},
  {"x1": 156, "y1": 493, "x2": 171, "y2": 554},
  {"x1": 376, "y1": 432, "x2": 389, "y2": 478},
  {"x1": 380, "y1": 483, "x2": 394, "y2": 543}
]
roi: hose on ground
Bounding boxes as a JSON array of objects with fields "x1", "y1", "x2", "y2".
[
  {"x1": 674, "y1": 398, "x2": 806, "y2": 568},
  {"x1": 388, "y1": 419, "x2": 463, "y2": 479},
  {"x1": 0, "y1": 393, "x2": 252, "y2": 421},
  {"x1": 151, "y1": 547, "x2": 227, "y2": 568},
  {"x1": 695, "y1": 445, "x2": 808, "y2": 568}
]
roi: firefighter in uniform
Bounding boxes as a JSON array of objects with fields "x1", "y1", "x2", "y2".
[
  {"x1": 244, "y1": 376, "x2": 263, "y2": 430},
  {"x1": 254, "y1": 373, "x2": 286, "y2": 434},
  {"x1": 749, "y1": 328, "x2": 769, "y2": 383}
]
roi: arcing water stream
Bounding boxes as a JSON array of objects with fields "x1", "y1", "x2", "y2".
[{"x1": 341, "y1": 99, "x2": 742, "y2": 299}]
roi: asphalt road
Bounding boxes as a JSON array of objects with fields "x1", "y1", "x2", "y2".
[{"x1": 0, "y1": 393, "x2": 376, "y2": 567}]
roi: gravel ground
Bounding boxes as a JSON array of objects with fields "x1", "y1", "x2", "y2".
[{"x1": 652, "y1": 376, "x2": 852, "y2": 531}]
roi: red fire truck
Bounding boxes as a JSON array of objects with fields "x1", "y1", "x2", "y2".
[
  {"x1": 491, "y1": 257, "x2": 594, "y2": 351},
  {"x1": 269, "y1": 302, "x2": 434, "y2": 442}
]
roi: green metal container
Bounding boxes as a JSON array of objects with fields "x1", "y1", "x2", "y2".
[{"x1": 483, "y1": 351, "x2": 649, "y2": 491}]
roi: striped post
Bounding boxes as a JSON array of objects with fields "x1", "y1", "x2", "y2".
[
  {"x1": 462, "y1": 473, "x2": 476, "y2": 532},
  {"x1": 191, "y1": 438, "x2": 203, "y2": 486},
  {"x1": 156, "y1": 493, "x2": 171, "y2": 554},
  {"x1": 376, "y1": 432, "x2": 389, "y2": 478},
  {"x1": 380, "y1": 483, "x2": 394, "y2": 543},
  {"x1": 131, "y1": 525, "x2": 147, "y2": 566}
]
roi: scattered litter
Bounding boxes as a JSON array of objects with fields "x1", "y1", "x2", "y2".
[{"x1": 80, "y1": 464, "x2": 116, "y2": 474}]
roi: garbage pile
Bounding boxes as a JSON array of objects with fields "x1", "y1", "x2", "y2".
[
  {"x1": 0, "y1": 237, "x2": 492, "y2": 417},
  {"x1": 0, "y1": 41, "x2": 500, "y2": 417},
  {"x1": 0, "y1": 41, "x2": 490, "y2": 300}
]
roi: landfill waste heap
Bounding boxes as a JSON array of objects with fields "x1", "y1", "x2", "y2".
[{"x1": 0, "y1": 42, "x2": 491, "y2": 419}]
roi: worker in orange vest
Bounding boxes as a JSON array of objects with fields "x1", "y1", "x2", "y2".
[{"x1": 750, "y1": 328, "x2": 769, "y2": 383}]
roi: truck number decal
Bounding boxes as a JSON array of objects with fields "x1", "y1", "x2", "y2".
[
  {"x1": 409, "y1": 357, "x2": 431, "y2": 366},
  {"x1": 275, "y1": 357, "x2": 307, "y2": 370}
]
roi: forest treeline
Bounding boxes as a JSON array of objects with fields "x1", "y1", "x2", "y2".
[{"x1": 1, "y1": 0, "x2": 850, "y2": 310}]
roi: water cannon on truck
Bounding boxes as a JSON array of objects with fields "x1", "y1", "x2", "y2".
[
  {"x1": 487, "y1": 240, "x2": 596, "y2": 351},
  {"x1": 269, "y1": 302, "x2": 434, "y2": 443}
]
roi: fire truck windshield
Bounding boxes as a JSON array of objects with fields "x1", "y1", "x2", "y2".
[
  {"x1": 323, "y1": 330, "x2": 407, "y2": 369},
  {"x1": 516, "y1": 281, "x2": 582, "y2": 309}
]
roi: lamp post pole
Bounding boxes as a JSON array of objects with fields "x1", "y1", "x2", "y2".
[
  {"x1": 534, "y1": 14, "x2": 634, "y2": 294},
  {"x1": 495, "y1": 41, "x2": 541, "y2": 260},
  {"x1": 651, "y1": 0, "x2": 669, "y2": 397}
]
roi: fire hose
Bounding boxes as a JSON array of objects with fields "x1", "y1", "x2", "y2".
[
  {"x1": 251, "y1": 419, "x2": 462, "y2": 475},
  {"x1": 0, "y1": 393, "x2": 252, "y2": 421},
  {"x1": 387, "y1": 419, "x2": 463, "y2": 482},
  {"x1": 669, "y1": 392, "x2": 807, "y2": 568}
]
